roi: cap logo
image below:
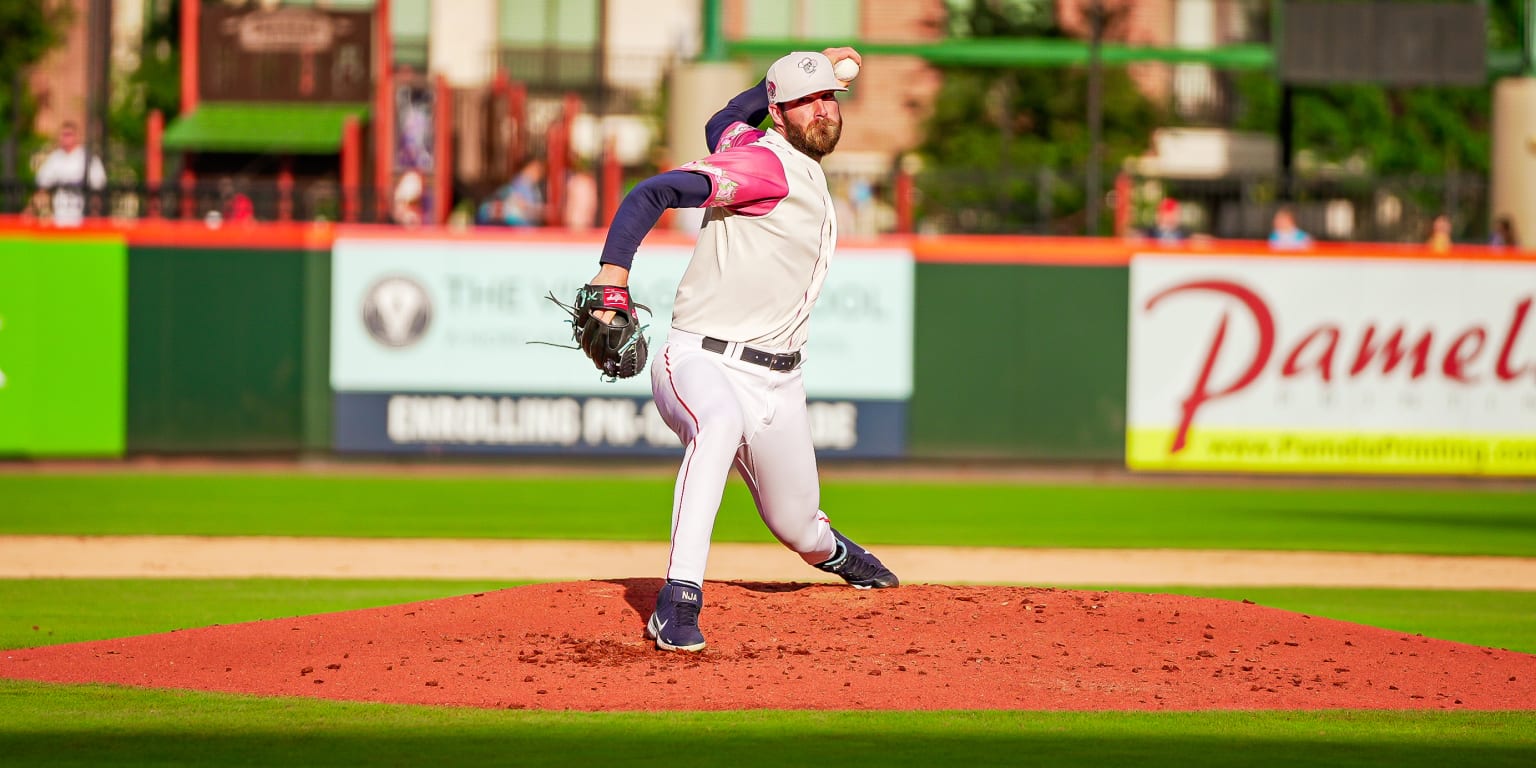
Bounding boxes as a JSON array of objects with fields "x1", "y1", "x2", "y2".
[
  {"x1": 766, "y1": 81, "x2": 777, "y2": 100},
  {"x1": 797, "y1": 56, "x2": 818, "y2": 74}
]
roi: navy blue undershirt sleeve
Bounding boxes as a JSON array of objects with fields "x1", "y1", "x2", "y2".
[
  {"x1": 597, "y1": 170, "x2": 713, "y2": 269},
  {"x1": 705, "y1": 78, "x2": 770, "y2": 152}
]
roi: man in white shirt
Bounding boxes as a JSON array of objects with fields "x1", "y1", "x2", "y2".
[{"x1": 34, "y1": 121, "x2": 107, "y2": 227}]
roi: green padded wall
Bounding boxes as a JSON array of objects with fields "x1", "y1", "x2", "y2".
[
  {"x1": 127, "y1": 246, "x2": 329, "y2": 452},
  {"x1": 909, "y1": 262, "x2": 1128, "y2": 460}
]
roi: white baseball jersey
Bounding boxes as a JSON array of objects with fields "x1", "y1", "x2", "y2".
[
  {"x1": 35, "y1": 147, "x2": 107, "y2": 227},
  {"x1": 671, "y1": 122, "x2": 837, "y2": 351}
]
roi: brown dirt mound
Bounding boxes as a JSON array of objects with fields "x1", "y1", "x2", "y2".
[{"x1": 3, "y1": 580, "x2": 1533, "y2": 711}]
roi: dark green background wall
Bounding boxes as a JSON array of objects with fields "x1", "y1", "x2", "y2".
[
  {"x1": 127, "y1": 246, "x2": 330, "y2": 453},
  {"x1": 908, "y1": 263, "x2": 1128, "y2": 461},
  {"x1": 119, "y1": 243, "x2": 1125, "y2": 460}
]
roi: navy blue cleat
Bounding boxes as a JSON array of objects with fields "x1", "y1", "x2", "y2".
[
  {"x1": 645, "y1": 580, "x2": 706, "y2": 652},
  {"x1": 814, "y1": 529, "x2": 900, "y2": 589}
]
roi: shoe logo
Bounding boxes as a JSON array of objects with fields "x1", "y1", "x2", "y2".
[
  {"x1": 656, "y1": 619, "x2": 668, "y2": 632},
  {"x1": 681, "y1": 591, "x2": 699, "y2": 602}
]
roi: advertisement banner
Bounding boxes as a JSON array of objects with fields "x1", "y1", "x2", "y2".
[
  {"x1": 333, "y1": 393, "x2": 905, "y2": 457},
  {"x1": 331, "y1": 237, "x2": 913, "y2": 457},
  {"x1": 0, "y1": 235, "x2": 126, "y2": 456},
  {"x1": 1127, "y1": 253, "x2": 1536, "y2": 475}
]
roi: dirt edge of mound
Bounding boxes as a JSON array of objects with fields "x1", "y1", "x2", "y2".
[{"x1": 5, "y1": 580, "x2": 1533, "y2": 712}]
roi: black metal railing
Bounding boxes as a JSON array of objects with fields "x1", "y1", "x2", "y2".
[
  {"x1": 2, "y1": 165, "x2": 1498, "y2": 245},
  {"x1": 1143, "y1": 171, "x2": 1493, "y2": 244},
  {"x1": 8, "y1": 180, "x2": 396, "y2": 225}
]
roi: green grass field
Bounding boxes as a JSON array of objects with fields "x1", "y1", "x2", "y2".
[
  {"x1": 2, "y1": 682, "x2": 1533, "y2": 768},
  {"x1": 1, "y1": 470, "x2": 1533, "y2": 767},
  {"x1": 3, "y1": 473, "x2": 1534, "y2": 555}
]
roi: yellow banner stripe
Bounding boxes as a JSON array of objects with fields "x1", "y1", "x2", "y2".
[{"x1": 1127, "y1": 428, "x2": 1536, "y2": 476}]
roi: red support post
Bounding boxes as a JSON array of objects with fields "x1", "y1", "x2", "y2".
[
  {"x1": 278, "y1": 159, "x2": 294, "y2": 222},
  {"x1": 433, "y1": 74, "x2": 452, "y2": 224},
  {"x1": 179, "y1": 168, "x2": 196, "y2": 220},
  {"x1": 1113, "y1": 171, "x2": 1132, "y2": 238},
  {"x1": 181, "y1": 0, "x2": 200, "y2": 115},
  {"x1": 546, "y1": 119, "x2": 565, "y2": 227},
  {"x1": 601, "y1": 135, "x2": 621, "y2": 227},
  {"x1": 342, "y1": 115, "x2": 362, "y2": 222},
  {"x1": 146, "y1": 110, "x2": 164, "y2": 218},
  {"x1": 508, "y1": 80, "x2": 527, "y2": 172},
  {"x1": 374, "y1": 0, "x2": 394, "y2": 221},
  {"x1": 894, "y1": 165, "x2": 914, "y2": 234}
]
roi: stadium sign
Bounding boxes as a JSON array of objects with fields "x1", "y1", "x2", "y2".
[
  {"x1": 332, "y1": 393, "x2": 902, "y2": 457},
  {"x1": 1127, "y1": 253, "x2": 1536, "y2": 476},
  {"x1": 330, "y1": 236, "x2": 914, "y2": 458}
]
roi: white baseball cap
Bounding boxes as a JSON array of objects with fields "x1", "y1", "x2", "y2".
[{"x1": 765, "y1": 52, "x2": 848, "y2": 104}]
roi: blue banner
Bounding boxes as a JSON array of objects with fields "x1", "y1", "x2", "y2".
[{"x1": 334, "y1": 391, "x2": 906, "y2": 458}]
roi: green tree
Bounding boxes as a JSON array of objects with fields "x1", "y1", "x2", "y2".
[
  {"x1": 0, "y1": 1, "x2": 71, "y2": 181},
  {"x1": 1258, "y1": 1, "x2": 1524, "y2": 240},
  {"x1": 917, "y1": 0, "x2": 1162, "y2": 234},
  {"x1": 108, "y1": 0, "x2": 181, "y2": 182}
]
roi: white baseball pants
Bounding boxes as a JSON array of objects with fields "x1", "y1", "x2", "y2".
[{"x1": 649, "y1": 329, "x2": 838, "y2": 587}]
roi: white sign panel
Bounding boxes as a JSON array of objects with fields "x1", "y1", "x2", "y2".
[
  {"x1": 1128, "y1": 253, "x2": 1536, "y2": 474},
  {"x1": 331, "y1": 237, "x2": 914, "y2": 399}
]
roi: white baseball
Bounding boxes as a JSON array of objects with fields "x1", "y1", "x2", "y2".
[{"x1": 834, "y1": 58, "x2": 860, "y2": 82}]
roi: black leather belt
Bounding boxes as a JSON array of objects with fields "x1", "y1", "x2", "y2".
[{"x1": 702, "y1": 336, "x2": 802, "y2": 371}]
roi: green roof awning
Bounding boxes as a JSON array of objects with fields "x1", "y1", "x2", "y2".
[{"x1": 162, "y1": 103, "x2": 369, "y2": 154}]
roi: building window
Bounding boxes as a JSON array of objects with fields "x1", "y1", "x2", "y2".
[
  {"x1": 392, "y1": 0, "x2": 430, "y2": 70},
  {"x1": 496, "y1": 0, "x2": 601, "y2": 90},
  {"x1": 743, "y1": 0, "x2": 859, "y2": 39}
]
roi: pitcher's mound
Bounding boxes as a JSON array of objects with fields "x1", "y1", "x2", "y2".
[{"x1": 4, "y1": 580, "x2": 1533, "y2": 711}]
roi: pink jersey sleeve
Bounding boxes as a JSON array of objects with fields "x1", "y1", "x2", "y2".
[
  {"x1": 678, "y1": 128, "x2": 787, "y2": 217},
  {"x1": 714, "y1": 121, "x2": 763, "y2": 152}
]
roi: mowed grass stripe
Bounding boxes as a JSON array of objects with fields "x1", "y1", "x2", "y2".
[
  {"x1": 0, "y1": 579, "x2": 519, "y2": 650},
  {"x1": 0, "y1": 681, "x2": 1532, "y2": 768},
  {"x1": 2, "y1": 474, "x2": 1534, "y2": 556}
]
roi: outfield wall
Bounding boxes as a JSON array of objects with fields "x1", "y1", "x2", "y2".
[
  {"x1": 1, "y1": 220, "x2": 1531, "y2": 474},
  {"x1": 118, "y1": 226, "x2": 332, "y2": 453}
]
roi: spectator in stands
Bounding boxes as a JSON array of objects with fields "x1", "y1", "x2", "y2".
[
  {"x1": 33, "y1": 121, "x2": 106, "y2": 227},
  {"x1": 1140, "y1": 197, "x2": 1190, "y2": 245},
  {"x1": 219, "y1": 177, "x2": 255, "y2": 224},
  {"x1": 478, "y1": 159, "x2": 545, "y2": 227},
  {"x1": 1427, "y1": 214, "x2": 1452, "y2": 253},
  {"x1": 1491, "y1": 215, "x2": 1519, "y2": 250},
  {"x1": 393, "y1": 168, "x2": 426, "y2": 227},
  {"x1": 1268, "y1": 205, "x2": 1313, "y2": 250}
]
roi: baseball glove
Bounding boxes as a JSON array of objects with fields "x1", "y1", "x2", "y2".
[{"x1": 548, "y1": 284, "x2": 650, "y2": 380}]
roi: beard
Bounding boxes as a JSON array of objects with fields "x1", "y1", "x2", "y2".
[{"x1": 783, "y1": 116, "x2": 841, "y2": 161}]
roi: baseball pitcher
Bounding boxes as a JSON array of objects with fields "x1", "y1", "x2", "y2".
[{"x1": 565, "y1": 47, "x2": 898, "y2": 652}]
